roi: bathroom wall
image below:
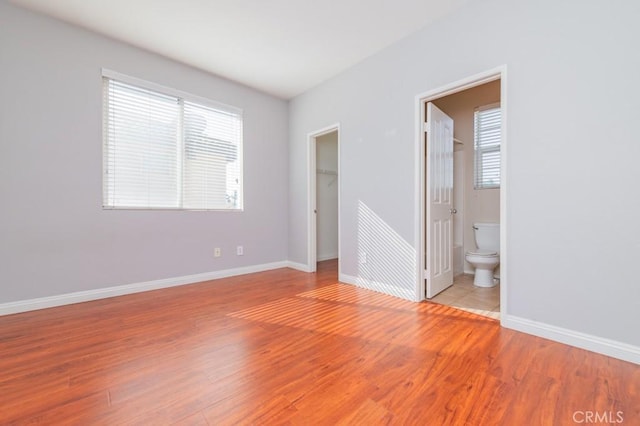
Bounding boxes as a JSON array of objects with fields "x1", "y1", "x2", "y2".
[
  {"x1": 316, "y1": 131, "x2": 339, "y2": 261},
  {"x1": 433, "y1": 80, "x2": 501, "y2": 273}
]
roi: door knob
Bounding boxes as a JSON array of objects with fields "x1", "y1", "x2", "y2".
[{"x1": 450, "y1": 208, "x2": 457, "y2": 214}]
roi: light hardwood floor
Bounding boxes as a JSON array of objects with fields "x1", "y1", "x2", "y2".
[{"x1": 0, "y1": 260, "x2": 638, "y2": 424}]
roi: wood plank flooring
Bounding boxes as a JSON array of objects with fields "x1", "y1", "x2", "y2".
[{"x1": 0, "y1": 260, "x2": 638, "y2": 425}]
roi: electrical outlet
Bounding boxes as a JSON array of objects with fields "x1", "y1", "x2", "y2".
[
  {"x1": 214, "y1": 248, "x2": 221, "y2": 258},
  {"x1": 236, "y1": 246, "x2": 244, "y2": 256}
]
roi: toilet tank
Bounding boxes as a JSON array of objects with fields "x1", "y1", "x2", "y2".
[{"x1": 473, "y1": 222, "x2": 500, "y2": 252}]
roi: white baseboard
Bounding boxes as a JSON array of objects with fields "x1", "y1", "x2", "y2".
[
  {"x1": 6, "y1": 262, "x2": 637, "y2": 365},
  {"x1": 339, "y1": 273, "x2": 415, "y2": 301},
  {"x1": 317, "y1": 252, "x2": 338, "y2": 262},
  {"x1": 285, "y1": 261, "x2": 312, "y2": 273},
  {"x1": 0, "y1": 261, "x2": 289, "y2": 316},
  {"x1": 502, "y1": 314, "x2": 640, "y2": 365},
  {"x1": 338, "y1": 273, "x2": 352, "y2": 283}
]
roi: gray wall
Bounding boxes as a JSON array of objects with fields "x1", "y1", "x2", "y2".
[
  {"x1": 0, "y1": 2, "x2": 289, "y2": 303},
  {"x1": 3, "y1": 0, "x2": 639, "y2": 354},
  {"x1": 289, "y1": 0, "x2": 640, "y2": 346}
]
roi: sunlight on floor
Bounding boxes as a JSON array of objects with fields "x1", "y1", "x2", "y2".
[{"x1": 227, "y1": 283, "x2": 497, "y2": 351}]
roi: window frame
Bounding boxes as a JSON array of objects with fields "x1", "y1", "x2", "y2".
[
  {"x1": 473, "y1": 102, "x2": 501, "y2": 190},
  {"x1": 102, "y1": 69, "x2": 244, "y2": 211}
]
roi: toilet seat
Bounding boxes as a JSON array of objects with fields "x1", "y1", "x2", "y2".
[{"x1": 466, "y1": 249, "x2": 498, "y2": 257}]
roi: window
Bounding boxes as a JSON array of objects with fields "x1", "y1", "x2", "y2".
[
  {"x1": 474, "y1": 103, "x2": 501, "y2": 189},
  {"x1": 102, "y1": 71, "x2": 243, "y2": 210}
]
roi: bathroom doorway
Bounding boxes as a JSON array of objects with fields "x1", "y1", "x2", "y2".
[{"x1": 416, "y1": 68, "x2": 506, "y2": 320}]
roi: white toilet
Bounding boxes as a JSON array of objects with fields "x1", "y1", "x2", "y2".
[{"x1": 465, "y1": 222, "x2": 500, "y2": 287}]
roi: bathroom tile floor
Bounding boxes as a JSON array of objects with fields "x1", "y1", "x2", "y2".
[{"x1": 430, "y1": 274, "x2": 500, "y2": 320}]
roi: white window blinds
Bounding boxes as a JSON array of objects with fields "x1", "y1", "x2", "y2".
[
  {"x1": 103, "y1": 73, "x2": 243, "y2": 210},
  {"x1": 474, "y1": 104, "x2": 501, "y2": 189}
]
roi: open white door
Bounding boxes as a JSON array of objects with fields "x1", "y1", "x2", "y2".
[{"x1": 425, "y1": 102, "x2": 454, "y2": 298}]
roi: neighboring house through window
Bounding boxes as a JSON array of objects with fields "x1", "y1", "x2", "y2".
[
  {"x1": 102, "y1": 70, "x2": 243, "y2": 210},
  {"x1": 474, "y1": 103, "x2": 501, "y2": 189}
]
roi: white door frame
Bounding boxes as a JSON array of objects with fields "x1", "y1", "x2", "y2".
[
  {"x1": 307, "y1": 123, "x2": 341, "y2": 273},
  {"x1": 415, "y1": 66, "x2": 508, "y2": 323}
]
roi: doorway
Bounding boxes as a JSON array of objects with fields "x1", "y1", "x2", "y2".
[
  {"x1": 308, "y1": 124, "x2": 340, "y2": 273},
  {"x1": 416, "y1": 67, "x2": 507, "y2": 321}
]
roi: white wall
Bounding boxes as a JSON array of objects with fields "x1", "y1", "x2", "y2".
[
  {"x1": 316, "y1": 132, "x2": 339, "y2": 261},
  {"x1": 289, "y1": 0, "x2": 640, "y2": 350},
  {"x1": 433, "y1": 80, "x2": 501, "y2": 273},
  {"x1": 0, "y1": 2, "x2": 289, "y2": 304}
]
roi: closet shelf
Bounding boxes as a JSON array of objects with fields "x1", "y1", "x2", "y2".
[{"x1": 317, "y1": 168, "x2": 338, "y2": 176}]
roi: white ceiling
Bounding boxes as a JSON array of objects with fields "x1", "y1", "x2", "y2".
[{"x1": 10, "y1": 0, "x2": 469, "y2": 99}]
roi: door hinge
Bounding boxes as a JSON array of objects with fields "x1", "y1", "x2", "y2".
[{"x1": 423, "y1": 122, "x2": 429, "y2": 132}]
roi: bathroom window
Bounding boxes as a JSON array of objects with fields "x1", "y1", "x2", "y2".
[
  {"x1": 474, "y1": 103, "x2": 501, "y2": 189},
  {"x1": 102, "y1": 70, "x2": 243, "y2": 210}
]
